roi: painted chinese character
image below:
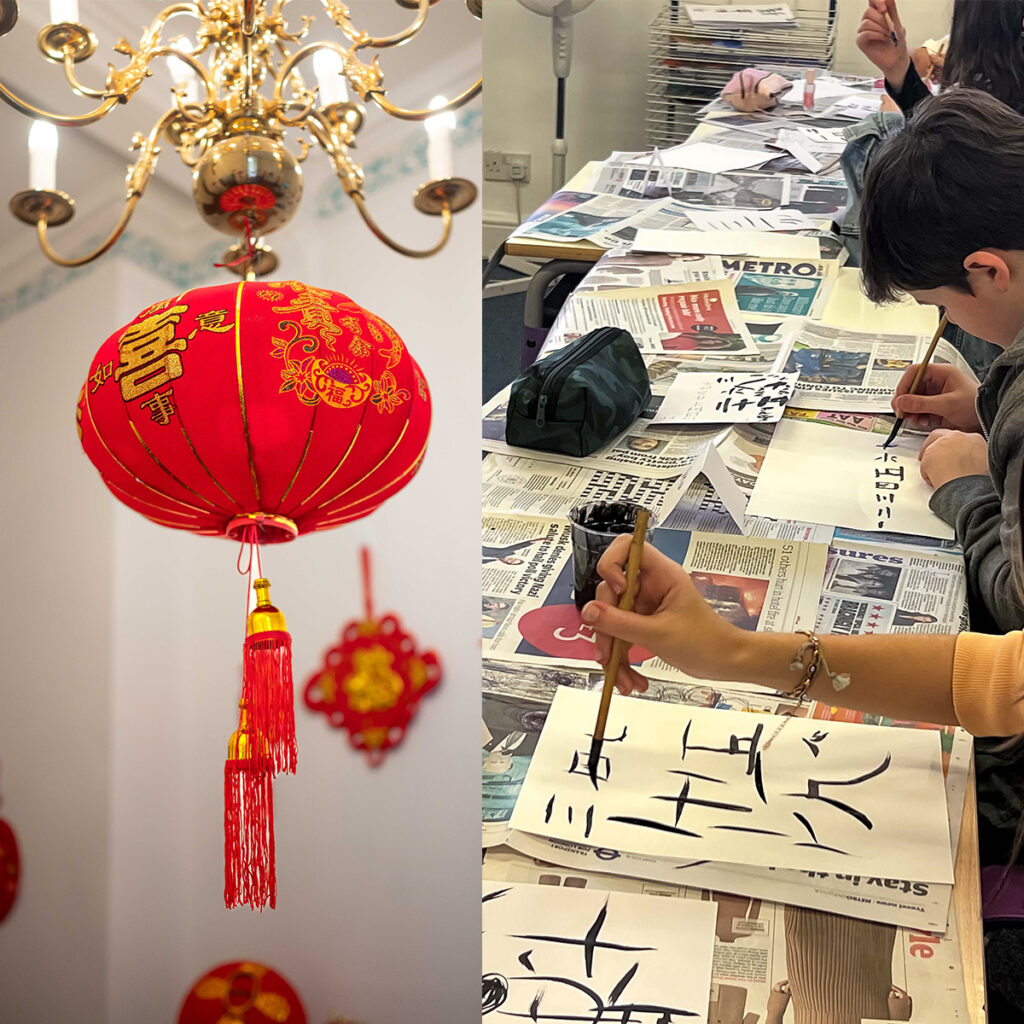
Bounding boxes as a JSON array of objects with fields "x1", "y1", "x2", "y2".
[
  {"x1": 139, "y1": 388, "x2": 177, "y2": 426},
  {"x1": 194, "y1": 309, "x2": 234, "y2": 333},
  {"x1": 88, "y1": 360, "x2": 113, "y2": 394}
]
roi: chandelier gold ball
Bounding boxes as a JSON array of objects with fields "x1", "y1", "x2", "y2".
[
  {"x1": 192, "y1": 134, "x2": 303, "y2": 236},
  {"x1": 0, "y1": 0, "x2": 18, "y2": 37}
]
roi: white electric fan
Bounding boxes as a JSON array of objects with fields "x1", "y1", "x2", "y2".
[{"x1": 516, "y1": 0, "x2": 598, "y2": 190}]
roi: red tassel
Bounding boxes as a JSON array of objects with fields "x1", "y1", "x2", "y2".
[
  {"x1": 223, "y1": 757, "x2": 277, "y2": 911},
  {"x1": 241, "y1": 630, "x2": 297, "y2": 775}
]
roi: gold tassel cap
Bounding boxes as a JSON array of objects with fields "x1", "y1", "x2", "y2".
[{"x1": 246, "y1": 577, "x2": 287, "y2": 636}]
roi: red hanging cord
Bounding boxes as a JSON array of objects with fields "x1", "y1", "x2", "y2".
[
  {"x1": 361, "y1": 545, "x2": 374, "y2": 623},
  {"x1": 214, "y1": 215, "x2": 257, "y2": 270}
]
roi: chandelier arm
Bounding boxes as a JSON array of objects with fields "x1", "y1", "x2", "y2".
[
  {"x1": 272, "y1": 40, "x2": 341, "y2": 101},
  {"x1": 349, "y1": 191, "x2": 451, "y2": 259},
  {"x1": 320, "y1": 0, "x2": 429, "y2": 51},
  {"x1": 367, "y1": 77, "x2": 481, "y2": 121},
  {"x1": 150, "y1": 46, "x2": 215, "y2": 106},
  {"x1": 0, "y1": 83, "x2": 118, "y2": 125},
  {"x1": 61, "y1": 50, "x2": 108, "y2": 100},
  {"x1": 144, "y1": 2, "x2": 207, "y2": 46},
  {"x1": 35, "y1": 194, "x2": 141, "y2": 268}
]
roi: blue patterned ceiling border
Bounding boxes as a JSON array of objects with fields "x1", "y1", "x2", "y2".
[{"x1": 0, "y1": 107, "x2": 481, "y2": 328}]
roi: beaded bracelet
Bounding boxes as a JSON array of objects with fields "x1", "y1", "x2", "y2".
[{"x1": 788, "y1": 630, "x2": 851, "y2": 703}]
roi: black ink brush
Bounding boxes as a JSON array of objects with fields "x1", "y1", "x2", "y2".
[
  {"x1": 587, "y1": 509, "x2": 650, "y2": 787},
  {"x1": 882, "y1": 313, "x2": 948, "y2": 449},
  {"x1": 882, "y1": 9, "x2": 898, "y2": 45}
]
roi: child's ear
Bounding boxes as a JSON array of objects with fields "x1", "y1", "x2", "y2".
[{"x1": 963, "y1": 250, "x2": 1012, "y2": 292}]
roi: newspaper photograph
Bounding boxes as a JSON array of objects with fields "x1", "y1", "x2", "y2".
[
  {"x1": 516, "y1": 191, "x2": 652, "y2": 241},
  {"x1": 726, "y1": 257, "x2": 835, "y2": 319},
  {"x1": 817, "y1": 538, "x2": 968, "y2": 636},
  {"x1": 482, "y1": 513, "x2": 827, "y2": 679},
  {"x1": 510, "y1": 189, "x2": 596, "y2": 238},
  {"x1": 482, "y1": 455, "x2": 693, "y2": 520},
  {"x1": 785, "y1": 321, "x2": 976, "y2": 412},
  {"x1": 483, "y1": 846, "x2": 972, "y2": 1023},
  {"x1": 545, "y1": 280, "x2": 760, "y2": 356}
]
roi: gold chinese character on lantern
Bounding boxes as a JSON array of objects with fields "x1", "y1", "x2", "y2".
[
  {"x1": 88, "y1": 360, "x2": 113, "y2": 394},
  {"x1": 139, "y1": 388, "x2": 177, "y2": 426},
  {"x1": 195, "y1": 309, "x2": 234, "y2": 333},
  {"x1": 114, "y1": 304, "x2": 192, "y2": 401}
]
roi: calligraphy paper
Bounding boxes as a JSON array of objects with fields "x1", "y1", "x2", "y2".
[
  {"x1": 746, "y1": 418, "x2": 955, "y2": 540},
  {"x1": 678, "y1": 205, "x2": 816, "y2": 233},
  {"x1": 633, "y1": 228, "x2": 820, "y2": 259},
  {"x1": 510, "y1": 688, "x2": 953, "y2": 883},
  {"x1": 653, "y1": 371, "x2": 799, "y2": 424},
  {"x1": 664, "y1": 141, "x2": 777, "y2": 174},
  {"x1": 482, "y1": 881, "x2": 716, "y2": 1024}
]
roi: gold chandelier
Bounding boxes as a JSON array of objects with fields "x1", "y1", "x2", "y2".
[{"x1": 0, "y1": 0, "x2": 482, "y2": 276}]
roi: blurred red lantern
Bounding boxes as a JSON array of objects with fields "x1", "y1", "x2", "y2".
[
  {"x1": 76, "y1": 279, "x2": 432, "y2": 910},
  {"x1": 177, "y1": 960, "x2": 306, "y2": 1024}
]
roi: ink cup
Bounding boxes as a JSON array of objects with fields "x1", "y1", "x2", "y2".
[{"x1": 567, "y1": 501, "x2": 656, "y2": 612}]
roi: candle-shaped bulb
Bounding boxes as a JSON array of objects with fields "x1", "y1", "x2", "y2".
[
  {"x1": 49, "y1": 0, "x2": 79, "y2": 24},
  {"x1": 313, "y1": 48, "x2": 348, "y2": 107},
  {"x1": 170, "y1": 37, "x2": 200, "y2": 104},
  {"x1": 425, "y1": 95, "x2": 455, "y2": 182},
  {"x1": 28, "y1": 120, "x2": 58, "y2": 192}
]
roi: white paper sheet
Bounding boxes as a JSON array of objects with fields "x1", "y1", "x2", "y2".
[
  {"x1": 685, "y1": 3, "x2": 796, "y2": 26},
  {"x1": 678, "y1": 206, "x2": 816, "y2": 233},
  {"x1": 482, "y1": 881, "x2": 717, "y2": 1024},
  {"x1": 821, "y1": 94, "x2": 885, "y2": 120},
  {"x1": 510, "y1": 688, "x2": 954, "y2": 883},
  {"x1": 664, "y1": 141, "x2": 777, "y2": 174},
  {"x1": 633, "y1": 228, "x2": 820, "y2": 258},
  {"x1": 746, "y1": 418, "x2": 955, "y2": 540},
  {"x1": 779, "y1": 76, "x2": 859, "y2": 106},
  {"x1": 653, "y1": 371, "x2": 799, "y2": 424}
]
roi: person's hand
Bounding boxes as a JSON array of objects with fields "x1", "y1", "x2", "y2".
[
  {"x1": 891, "y1": 363, "x2": 981, "y2": 433},
  {"x1": 580, "y1": 537, "x2": 740, "y2": 695},
  {"x1": 856, "y1": 0, "x2": 910, "y2": 87},
  {"x1": 919, "y1": 429, "x2": 989, "y2": 489}
]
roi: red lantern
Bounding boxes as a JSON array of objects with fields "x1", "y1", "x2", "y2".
[
  {"x1": 0, "y1": 770, "x2": 18, "y2": 925},
  {"x1": 177, "y1": 960, "x2": 307, "y2": 1024},
  {"x1": 76, "y1": 280, "x2": 432, "y2": 909},
  {"x1": 76, "y1": 279, "x2": 431, "y2": 542}
]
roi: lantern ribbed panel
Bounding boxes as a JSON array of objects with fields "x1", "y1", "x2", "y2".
[{"x1": 76, "y1": 280, "x2": 431, "y2": 540}]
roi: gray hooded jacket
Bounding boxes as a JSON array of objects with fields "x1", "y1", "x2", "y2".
[{"x1": 930, "y1": 324, "x2": 1024, "y2": 632}]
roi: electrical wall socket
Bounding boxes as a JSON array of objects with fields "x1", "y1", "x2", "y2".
[{"x1": 484, "y1": 150, "x2": 531, "y2": 183}]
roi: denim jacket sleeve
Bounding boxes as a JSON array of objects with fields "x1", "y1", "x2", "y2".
[{"x1": 837, "y1": 111, "x2": 906, "y2": 248}]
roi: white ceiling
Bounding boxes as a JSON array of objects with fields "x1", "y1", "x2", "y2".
[{"x1": 0, "y1": 0, "x2": 481, "y2": 273}]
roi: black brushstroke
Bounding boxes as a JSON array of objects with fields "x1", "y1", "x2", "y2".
[
  {"x1": 607, "y1": 962, "x2": 640, "y2": 1006},
  {"x1": 518, "y1": 951, "x2": 535, "y2": 972},
  {"x1": 802, "y1": 737, "x2": 821, "y2": 758},
  {"x1": 668, "y1": 769, "x2": 727, "y2": 784},
  {"x1": 653, "y1": 786, "x2": 751, "y2": 817},
  {"x1": 567, "y1": 805, "x2": 573, "y2": 825},
  {"x1": 482, "y1": 974, "x2": 508, "y2": 1014},
  {"x1": 784, "y1": 754, "x2": 891, "y2": 830},
  {"x1": 569, "y1": 750, "x2": 580, "y2": 773},
  {"x1": 711, "y1": 825, "x2": 788, "y2": 835},
  {"x1": 507, "y1": 975, "x2": 701, "y2": 1019},
  {"x1": 529, "y1": 989, "x2": 542, "y2": 1022},
  {"x1": 544, "y1": 795, "x2": 554, "y2": 823},
  {"x1": 795, "y1": 842, "x2": 850, "y2": 855},
  {"x1": 585, "y1": 805, "x2": 594, "y2": 839},
  {"x1": 754, "y1": 751, "x2": 766, "y2": 804},
  {"x1": 583, "y1": 900, "x2": 607, "y2": 978},
  {"x1": 793, "y1": 811, "x2": 817, "y2": 843},
  {"x1": 608, "y1": 815, "x2": 702, "y2": 838},
  {"x1": 482, "y1": 887, "x2": 512, "y2": 904}
]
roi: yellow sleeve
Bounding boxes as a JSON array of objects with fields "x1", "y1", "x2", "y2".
[{"x1": 953, "y1": 631, "x2": 1024, "y2": 737}]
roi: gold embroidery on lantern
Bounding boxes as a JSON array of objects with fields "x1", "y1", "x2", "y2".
[
  {"x1": 369, "y1": 371, "x2": 410, "y2": 414},
  {"x1": 139, "y1": 387, "x2": 177, "y2": 425},
  {"x1": 344, "y1": 646, "x2": 403, "y2": 712},
  {"x1": 194, "y1": 308, "x2": 234, "y2": 333},
  {"x1": 89, "y1": 360, "x2": 113, "y2": 393},
  {"x1": 273, "y1": 281, "x2": 344, "y2": 350},
  {"x1": 192, "y1": 962, "x2": 292, "y2": 1022},
  {"x1": 115, "y1": 304, "x2": 193, "y2": 401}
]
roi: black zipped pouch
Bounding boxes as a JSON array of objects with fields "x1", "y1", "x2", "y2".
[{"x1": 505, "y1": 327, "x2": 651, "y2": 457}]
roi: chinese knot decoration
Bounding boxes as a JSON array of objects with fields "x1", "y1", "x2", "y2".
[
  {"x1": 0, "y1": 769, "x2": 19, "y2": 926},
  {"x1": 176, "y1": 960, "x2": 307, "y2": 1024},
  {"x1": 304, "y1": 548, "x2": 442, "y2": 765},
  {"x1": 76, "y1": 280, "x2": 432, "y2": 910}
]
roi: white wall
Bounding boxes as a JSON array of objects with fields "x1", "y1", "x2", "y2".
[
  {"x1": 0, "y1": 269, "x2": 118, "y2": 1021},
  {"x1": 0, "y1": 28, "x2": 481, "y2": 1024},
  {"x1": 483, "y1": 0, "x2": 955, "y2": 244}
]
